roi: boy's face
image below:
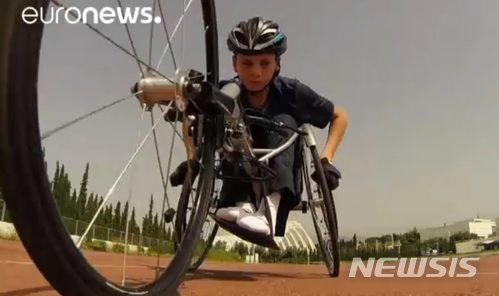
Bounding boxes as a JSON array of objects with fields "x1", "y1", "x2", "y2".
[{"x1": 233, "y1": 53, "x2": 278, "y2": 92}]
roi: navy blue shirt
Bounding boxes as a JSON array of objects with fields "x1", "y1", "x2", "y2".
[{"x1": 221, "y1": 76, "x2": 335, "y2": 129}]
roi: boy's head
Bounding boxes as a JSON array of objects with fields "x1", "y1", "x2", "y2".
[{"x1": 227, "y1": 17, "x2": 287, "y2": 93}]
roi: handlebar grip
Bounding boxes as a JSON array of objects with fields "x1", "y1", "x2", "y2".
[
  {"x1": 220, "y1": 82, "x2": 241, "y2": 100},
  {"x1": 219, "y1": 82, "x2": 241, "y2": 118}
]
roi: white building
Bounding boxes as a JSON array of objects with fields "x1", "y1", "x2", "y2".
[
  {"x1": 469, "y1": 218, "x2": 497, "y2": 238},
  {"x1": 419, "y1": 217, "x2": 497, "y2": 241}
]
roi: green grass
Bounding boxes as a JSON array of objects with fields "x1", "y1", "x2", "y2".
[
  {"x1": 437, "y1": 248, "x2": 499, "y2": 258},
  {"x1": 7, "y1": 229, "x2": 496, "y2": 265},
  {"x1": 1, "y1": 231, "x2": 19, "y2": 241},
  {"x1": 205, "y1": 249, "x2": 245, "y2": 262},
  {"x1": 0, "y1": 233, "x2": 244, "y2": 263}
]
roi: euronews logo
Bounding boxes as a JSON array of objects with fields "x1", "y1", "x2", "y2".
[{"x1": 22, "y1": 6, "x2": 162, "y2": 25}]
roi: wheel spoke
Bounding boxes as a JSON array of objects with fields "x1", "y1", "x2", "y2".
[
  {"x1": 120, "y1": 104, "x2": 148, "y2": 285},
  {"x1": 115, "y1": 0, "x2": 145, "y2": 77},
  {"x1": 156, "y1": 0, "x2": 178, "y2": 70},
  {"x1": 76, "y1": 102, "x2": 173, "y2": 248},
  {"x1": 182, "y1": 0, "x2": 186, "y2": 65},
  {"x1": 150, "y1": 108, "x2": 181, "y2": 279},
  {"x1": 156, "y1": 0, "x2": 194, "y2": 70},
  {"x1": 49, "y1": 0, "x2": 175, "y2": 84},
  {"x1": 41, "y1": 92, "x2": 140, "y2": 140},
  {"x1": 151, "y1": 111, "x2": 175, "y2": 213},
  {"x1": 148, "y1": 0, "x2": 158, "y2": 67}
]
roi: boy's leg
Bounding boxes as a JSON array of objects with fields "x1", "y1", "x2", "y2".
[
  {"x1": 215, "y1": 179, "x2": 255, "y2": 222},
  {"x1": 236, "y1": 114, "x2": 300, "y2": 237},
  {"x1": 214, "y1": 123, "x2": 265, "y2": 222},
  {"x1": 168, "y1": 110, "x2": 255, "y2": 222}
]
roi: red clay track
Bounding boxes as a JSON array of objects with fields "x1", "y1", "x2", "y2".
[{"x1": 1, "y1": 239, "x2": 498, "y2": 295}]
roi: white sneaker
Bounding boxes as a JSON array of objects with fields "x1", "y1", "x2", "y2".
[
  {"x1": 236, "y1": 192, "x2": 281, "y2": 235},
  {"x1": 215, "y1": 202, "x2": 256, "y2": 222}
]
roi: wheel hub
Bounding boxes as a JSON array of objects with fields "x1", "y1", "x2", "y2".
[{"x1": 132, "y1": 68, "x2": 203, "y2": 111}]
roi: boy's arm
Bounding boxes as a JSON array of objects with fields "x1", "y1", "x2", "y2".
[
  {"x1": 293, "y1": 79, "x2": 349, "y2": 162},
  {"x1": 321, "y1": 105, "x2": 349, "y2": 163}
]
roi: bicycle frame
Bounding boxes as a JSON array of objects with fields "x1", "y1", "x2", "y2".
[
  {"x1": 254, "y1": 123, "x2": 317, "y2": 162},
  {"x1": 133, "y1": 70, "x2": 320, "y2": 190},
  {"x1": 205, "y1": 82, "x2": 321, "y2": 186},
  {"x1": 210, "y1": 83, "x2": 322, "y2": 212}
]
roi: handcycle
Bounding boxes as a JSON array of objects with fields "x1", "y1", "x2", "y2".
[
  {"x1": 171, "y1": 105, "x2": 341, "y2": 275},
  {"x1": 0, "y1": 1, "x2": 339, "y2": 295}
]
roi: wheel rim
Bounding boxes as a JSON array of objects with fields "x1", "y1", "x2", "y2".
[
  {"x1": 303, "y1": 146, "x2": 340, "y2": 276},
  {"x1": 174, "y1": 171, "x2": 222, "y2": 270}
]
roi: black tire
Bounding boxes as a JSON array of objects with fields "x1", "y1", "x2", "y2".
[
  {"x1": 303, "y1": 145, "x2": 340, "y2": 277},
  {"x1": 188, "y1": 223, "x2": 218, "y2": 272},
  {"x1": 174, "y1": 171, "x2": 219, "y2": 272},
  {"x1": 0, "y1": 0, "x2": 219, "y2": 295}
]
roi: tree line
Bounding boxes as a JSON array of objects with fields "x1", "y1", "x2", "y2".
[
  {"x1": 209, "y1": 223, "x2": 480, "y2": 264},
  {"x1": 1, "y1": 161, "x2": 173, "y2": 245},
  {"x1": 332, "y1": 227, "x2": 479, "y2": 261},
  {"x1": 0, "y1": 158, "x2": 481, "y2": 264},
  {"x1": 54, "y1": 161, "x2": 174, "y2": 241}
]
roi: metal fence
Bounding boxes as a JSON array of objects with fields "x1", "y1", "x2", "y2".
[
  {"x1": 0, "y1": 199, "x2": 170, "y2": 249},
  {"x1": 0, "y1": 199, "x2": 6, "y2": 222},
  {"x1": 60, "y1": 216, "x2": 171, "y2": 249}
]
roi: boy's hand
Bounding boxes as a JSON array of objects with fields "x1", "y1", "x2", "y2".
[
  {"x1": 311, "y1": 157, "x2": 342, "y2": 191},
  {"x1": 169, "y1": 159, "x2": 200, "y2": 187}
]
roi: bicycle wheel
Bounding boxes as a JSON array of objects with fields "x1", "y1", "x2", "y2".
[
  {"x1": 173, "y1": 164, "x2": 220, "y2": 272},
  {"x1": 302, "y1": 144, "x2": 340, "y2": 277},
  {"x1": 0, "y1": 1, "x2": 219, "y2": 295}
]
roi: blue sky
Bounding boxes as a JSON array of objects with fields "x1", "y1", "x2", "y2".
[{"x1": 37, "y1": 0, "x2": 499, "y2": 238}]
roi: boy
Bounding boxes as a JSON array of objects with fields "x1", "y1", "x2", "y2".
[{"x1": 169, "y1": 16, "x2": 348, "y2": 237}]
